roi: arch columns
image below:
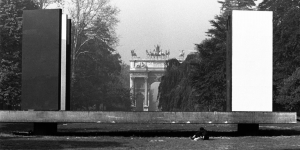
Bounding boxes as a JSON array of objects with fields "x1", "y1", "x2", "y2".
[
  {"x1": 130, "y1": 59, "x2": 172, "y2": 111},
  {"x1": 130, "y1": 77, "x2": 135, "y2": 107},
  {"x1": 129, "y1": 73, "x2": 164, "y2": 111},
  {"x1": 143, "y1": 77, "x2": 149, "y2": 111}
]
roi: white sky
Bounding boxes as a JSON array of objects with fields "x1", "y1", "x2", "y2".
[{"x1": 110, "y1": 0, "x2": 222, "y2": 64}]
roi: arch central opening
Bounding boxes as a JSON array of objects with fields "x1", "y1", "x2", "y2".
[{"x1": 149, "y1": 82, "x2": 160, "y2": 111}]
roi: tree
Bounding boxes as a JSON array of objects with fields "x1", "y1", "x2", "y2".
[
  {"x1": 0, "y1": 0, "x2": 128, "y2": 111},
  {"x1": 192, "y1": 0, "x2": 256, "y2": 111},
  {"x1": 258, "y1": 0, "x2": 300, "y2": 111},
  {"x1": 67, "y1": 0, "x2": 131, "y2": 110},
  {"x1": 32, "y1": 0, "x2": 63, "y2": 9},
  {"x1": 118, "y1": 62, "x2": 130, "y2": 89},
  {"x1": 70, "y1": 36, "x2": 129, "y2": 110},
  {"x1": 67, "y1": 0, "x2": 119, "y2": 83},
  {"x1": 0, "y1": 0, "x2": 39, "y2": 110},
  {"x1": 157, "y1": 58, "x2": 182, "y2": 111},
  {"x1": 157, "y1": 0, "x2": 256, "y2": 112},
  {"x1": 218, "y1": 0, "x2": 257, "y2": 17},
  {"x1": 276, "y1": 67, "x2": 300, "y2": 113}
]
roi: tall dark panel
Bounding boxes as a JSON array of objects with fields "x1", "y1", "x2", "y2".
[
  {"x1": 21, "y1": 9, "x2": 62, "y2": 110},
  {"x1": 66, "y1": 19, "x2": 72, "y2": 110},
  {"x1": 226, "y1": 14, "x2": 232, "y2": 112}
]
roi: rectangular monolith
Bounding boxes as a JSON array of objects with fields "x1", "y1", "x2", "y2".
[
  {"x1": 21, "y1": 9, "x2": 62, "y2": 110},
  {"x1": 227, "y1": 10, "x2": 273, "y2": 112},
  {"x1": 66, "y1": 19, "x2": 72, "y2": 110}
]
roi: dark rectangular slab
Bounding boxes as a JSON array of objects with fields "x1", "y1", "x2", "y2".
[
  {"x1": 226, "y1": 14, "x2": 232, "y2": 112},
  {"x1": 66, "y1": 19, "x2": 72, "y2": 110},
  {"x1": 21, "y1": 9, "x2": 62, "y2": 110}
]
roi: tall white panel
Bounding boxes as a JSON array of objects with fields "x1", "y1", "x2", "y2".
[
  {"x1": 232, "y1": 10, "x2": 273, "y2": 111},
  {"x1": 61, "y1": 14, "x2": 67, "y2": 110}
]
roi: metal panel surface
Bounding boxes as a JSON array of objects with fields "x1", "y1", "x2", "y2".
[{"x1": 21, "y1": 9, "x2": 62, "y2": 110}]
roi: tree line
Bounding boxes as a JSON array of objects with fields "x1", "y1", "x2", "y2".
[
  {"x1": 1, "y1": 0, "x2": 299, "y2": 112},
  {"x1": 0, "y1": 0, "x2": 131, "y2": 110},
  {"x1": 158, "y1": 0, "x2": 300, "y2": 113}
]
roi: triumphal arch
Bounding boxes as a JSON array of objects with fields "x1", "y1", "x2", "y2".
[{"x1": 130, "y1": 45, "x2": 184, "y2": 111}]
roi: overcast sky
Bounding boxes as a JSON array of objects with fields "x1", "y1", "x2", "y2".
[{"x1": 110, "y1": 0, "x2": 223, "y2": 64}]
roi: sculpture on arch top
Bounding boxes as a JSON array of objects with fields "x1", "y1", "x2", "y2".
[
  {"x1": 154, "y1": 45, "x2": 161, "y2": 59},
  {"x1": 165, "y1": 50, "x2": 170, "y2": 58},
  {"x1": 131, "y1": 49, "x2": 137, "y2": 58},
  {"x1": 136, "y1": 45, "x2": 172, "y2": 60},
  {"x1": 144, "y1": 45, "x2": 170, "y2": 59},
  {"x1": 146, "y1": 49, "x2": 154, "y2": 59},
  {"x1": 159, "y1": 49, "x2": 165, "y2": 58}
]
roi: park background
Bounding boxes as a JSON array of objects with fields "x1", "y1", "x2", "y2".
[{"x1": 0, "y1": 0, "x2": 300, "y2": 114}]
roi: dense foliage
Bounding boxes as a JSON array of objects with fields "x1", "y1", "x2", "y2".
[
  {"x1": 0, "y1": 0, "x2": 131, "y2": 111},
  {"x1": 2, "y1": 0, "x2": 300, "y2": 112},
  {"x1": 0, "y1": 0, "x2": 39, "y2": 110},
  {"x1": 158, "y1": 0, "x2": 257, "y2": 111},
  {"x1": 258, "y1": 0, "x2": 300, "y2": 113},
  {"x1": 69, "y1": 0, "x2": 131, "y2": 111},
  {"x1": 158, "y1": 0, "x2": 300, "y2": 112}
]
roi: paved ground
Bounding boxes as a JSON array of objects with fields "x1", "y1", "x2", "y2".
[{"x1": 1, "y1": 123, "x2": 300, "y2": 149}]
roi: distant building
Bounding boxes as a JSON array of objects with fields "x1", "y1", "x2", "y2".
[{"x1": 129, "y1": 46, "x2": 184, "y2": 111}]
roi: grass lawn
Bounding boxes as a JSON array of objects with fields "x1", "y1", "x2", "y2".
[{"x1": 1, "y1": 122, "x2": 300, "y2": 149}]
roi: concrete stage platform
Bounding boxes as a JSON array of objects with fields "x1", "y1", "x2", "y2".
[{"x1": 0, "y1": 111, "x2": 296, "y2": 124}]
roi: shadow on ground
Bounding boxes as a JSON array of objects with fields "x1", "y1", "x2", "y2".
[
  {"x1": 0, "y1": 138, "x2": 125, "y2": 149},
  {"x1": 9, "y1": 129, "x2": 300, "y2": 137},
  {"x1": 54, "y1": 129, "x2": 300, "y2": 137},
  {"x1": 0, "y1": 123, "x2": 33, "y2": 133},
  {"x1": 2, "y1": 123, "x2": 300, "y2": 137}
]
